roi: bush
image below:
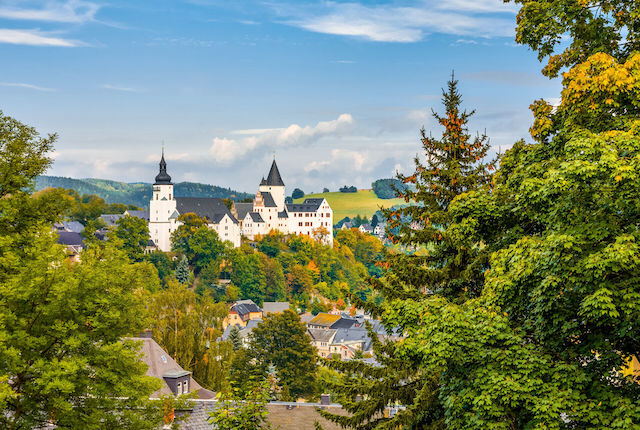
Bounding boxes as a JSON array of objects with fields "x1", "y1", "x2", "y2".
[
  {"x1": 292, "y1": 188, "x2": 305, "y2": 199},
  {"x1": 339, "y1": 185, "x2": 357, "y2": 193}
]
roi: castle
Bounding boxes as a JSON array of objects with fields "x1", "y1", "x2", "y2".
[{"x1": 149, "y1": 152, "x2": 333, "y2": 251}]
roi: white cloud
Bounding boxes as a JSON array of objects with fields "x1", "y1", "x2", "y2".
[
  {"x1": 102, "y1": 84, "x2": 143, "y2": 93},
  {"x1": 210, "y1": 113, "x2": 354, "y2": 164},
  {"x1": 279, "y1": 0, "x2": 516, "y2": 43},
  {"x1": 0, "y1": 82, "x2": 55, "y2": 91},
  {"x1": 0, "y1": 28, "x2": 84, "y2": 46},
  {"x1": 0, "y1": 0, "x2": 100, "y2": 23}
]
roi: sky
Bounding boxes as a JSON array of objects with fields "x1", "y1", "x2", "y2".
[{"x1": 0, "y1": 0, "x2": 562, "y2": 194}]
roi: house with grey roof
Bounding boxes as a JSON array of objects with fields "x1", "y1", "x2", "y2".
[
  {"x1": 134, "y1": 333, "x2": 214, "y2": 399},
  {"x1": 359, "y1": 223, "x2": 373, "y2": 234}
]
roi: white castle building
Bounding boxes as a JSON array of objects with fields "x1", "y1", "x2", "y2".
[{"x1": 149, "y1": 152, "x2": 333, "y2": 251}]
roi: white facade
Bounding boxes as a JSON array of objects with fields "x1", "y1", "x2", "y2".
[{"x1": 209, "y1": 214, "x2": 242, "y2": 248}]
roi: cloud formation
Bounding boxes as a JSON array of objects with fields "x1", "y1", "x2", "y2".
[
  {"x1": 0, "y1": 82, "x2": 55, "y2": 91},
  {"x1": 0, "y1": 0, "x2": 100, "y2": 23},
  {"x1": 0, "y1": 29, "x2": 84, "y2": 46},
  {"x1": 278, "y1": 0, "x2": 517, "y2": 42},
  {"x1": 209, "y1": 113, "x2": 354, "y2": 163}
]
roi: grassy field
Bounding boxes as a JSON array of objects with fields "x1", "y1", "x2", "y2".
[{"x1": 294, "y1": 189, "x2": 405, "y2": 220}]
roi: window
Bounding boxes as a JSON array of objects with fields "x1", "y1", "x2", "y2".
[
  {"x1": 183, "y1": 380, "x2": 189, "y2": 394},
  {"x1": 177, "y1": 381, "x2": 182, "y2": 395}
]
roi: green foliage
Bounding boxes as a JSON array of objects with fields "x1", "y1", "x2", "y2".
[
  {"x1": 507, "y1": 0, "x2": 640, "y2": 78},
  {"x1": 243, "y1": 310, "x2": 318, "y2": 400},
  {"x1": 371, "y1": 178, "x2": 408, "y2": 199},
  {"x1": 339, "y1": 185, "x2": 357, "y2": 193},
  {"x1": 209, "y1": 379, "x2": 271, "y2": 430},
  {"x1": 145, "y1": 251, "x2": 174, "y2": 285},
  {"x1": 113, "y1": 214, "x2": 150, "y2": 262},
  {"x1": 0, "y1": 111, "x2": 162, "y2": 428},
  {"x1": 171, "y1": 213, "x2": 226, "y2": 275},
  {"x1": 292, "y1": 188, "x2": 305, "y2": 199}
]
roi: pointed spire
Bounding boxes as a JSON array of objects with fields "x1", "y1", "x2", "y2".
[
  {"x1": 265, "y1": 159, "x2": 284, "y2": 186},
  {"x1": 154, "y1": 144, "x2": 172, "y2": 185},
  {"x1": 260, "y1": 177, "x2": 267, "y2": 186}
]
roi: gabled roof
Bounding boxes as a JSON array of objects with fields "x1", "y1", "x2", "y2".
[
  {"x1": 231, "y1": 300, "x2": 262, "y2": 316},
  {"x1": 261, "y1": 192, "x2": 277, "y2": 208},
  {"x1": 57, "y1": 231, "x2": 84, "y2": 247},
  {"x1": 308, "y1": 328, "x2": 337, "y2": 343},
  {"x1": 249, "y1": 212, "x2": 265, "y2": 223},
  {"x1": 176, "y1": 197, "x2": 238, "y2": 224},
  {"x1": 331, "y1": 317, "x2": 358, "y2": 329},
  {"x1": 125, "y1": 210, "x2": 150, "y2": 221},
  {"x1": 100, "y1": 213, "x2": 124, "y2": 227},
  {"x1": 54, "y1": 220, "x2": 85, "y2": 233},
  {"x1": 359, "y1": 223, "x2": 373, "y2": 232},
  {"x1": 286, "y1": 198, "x2": 324, "y2": 213},
  {"x1": 308, "y1": 313, "x2": 341, "y2": 327},
  {"x1": 134, "y1": 336, "x2": 214, "y2": 399},
  {"x1": 278, "y1": 210, "x2": 288, "y2": 218},
  {"x1": 235, "y1": 202, "x2": 254, "y2": 221},
  {"x1": 265, "y1": 160, "x2": 284, "y2": 186}
]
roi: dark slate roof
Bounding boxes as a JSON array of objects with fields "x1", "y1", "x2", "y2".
[
  {"x1": 57, "y1": 231, "x2": 84, "y2": 247},
  {"x1": 235, "y1": 202, "x2": 253, "y2": 220},
  {"x1": 100, "y1": 213, "x2": 124, "y2": 227},
  {"x1": 265, "y1": 159, "x2": 284, "y2": 186},
  {"x1": 260, "y1": 177, "x2": 267, "y2": 186},
  {"x1": 261, "y1": 192, "x2": 277, "y2": 208},
  {"x1": 175, "y1": 197, "x2": 238, "y2": 224},
  {"x1": 126, "y1": 210, "x2": 150, "y2": 221},
  {"x1": 231, "y1": 300, "x2": 261, "y2": 316},
  {"x1": 56, "y1": 220, "x2": 85, "y2": 233},
  {"x1": 308, "y1": 328, "x2": 337, "y2": 343},
  {"x1": 330, "y1": 317, "x2": 358, "y2": 329},
  {"x1": 154, "y1": 152, "x2": 172, "y2": 185},
  {"x1": 249, "y1": 212, "x2": 265, "y2": 223},
  {"x1": 333, "y1": 327, "x2": 371, "y2": 345},
  {"x1": 286, "y1": 198, "x2": 324, "y2": 213},
  {"x1": 278, "y1": 210, "x2": 288, "y2": 218}
]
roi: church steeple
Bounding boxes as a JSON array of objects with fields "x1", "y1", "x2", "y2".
[
  {"x1": 265, "y1": 159, "x2": 284, "y2": 186},
  {"x1": 154, "y1": 148, "x2": 172, "y2": 185}
]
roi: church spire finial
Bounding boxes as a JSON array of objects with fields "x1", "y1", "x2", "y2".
[{"x1": 155, "y1": 143, "x2": 172, "y2": 185}]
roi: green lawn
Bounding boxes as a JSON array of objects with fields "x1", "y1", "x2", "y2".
[{"x1": 294, "y1": 189, "x2": 405, "y2": 220}]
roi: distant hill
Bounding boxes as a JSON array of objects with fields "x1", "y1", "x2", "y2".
[
  {"x1": 294, "y1": 189, "x2": 405, "y2": 220},
  {"x1": 35, "y1": 176, "x2": 253, "y2": 208}
]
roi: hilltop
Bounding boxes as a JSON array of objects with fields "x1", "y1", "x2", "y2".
[
  {"x1": 294, "y1": 189, "x2": 405, "y2": 220},
  {"x1": 35, "y1": 176, "x2": 253, "y2": 208}
]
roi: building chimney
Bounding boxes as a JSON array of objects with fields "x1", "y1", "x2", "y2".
[{"x1": 320, "y1": 394, "x2": 331, "y2": 405}]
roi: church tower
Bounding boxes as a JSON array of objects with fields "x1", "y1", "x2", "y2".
[
  {"x1": 149, "y1": 149, "x2": 177, "y2": 252},
  {"x1": 258, "y1": 159, "x2": 286, "y2": 211}
]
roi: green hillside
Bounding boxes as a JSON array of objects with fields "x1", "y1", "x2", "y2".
[
  {"x1": 35, "y1": 176, "x2": 253, "y2": 208},
  {"x1": 294, "y1": 189, "x2": 405, "y2": 220}
]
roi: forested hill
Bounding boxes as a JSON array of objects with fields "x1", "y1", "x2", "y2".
[{"x1": 35, "y1": 176, "x2": 253, "y2": 208}]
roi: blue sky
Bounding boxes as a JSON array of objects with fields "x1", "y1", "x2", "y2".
[{"x1": 0, "y1": 0, "x2": 561, "y2": 193}]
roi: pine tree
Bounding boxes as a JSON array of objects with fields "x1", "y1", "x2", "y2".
[
  {"x1": 228, "y1": 325, "x2": 242, "y2": 351},
  {"x1": 174, "y1": 255, "x2": 191, "y2": 285},
  {"x1": 321, "y1": 75, "x2": 495, "y2": 429}
]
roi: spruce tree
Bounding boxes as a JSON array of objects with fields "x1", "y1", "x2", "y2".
[
  {"x1": 174, "y1": 255, "x2": 191, "y2": 285},
  {"x1": 228, "y1": 324, "x2": 243, "y2": 351},
  {"x1": 321, "y1": 75, "x2": 495, "y2": 429}
]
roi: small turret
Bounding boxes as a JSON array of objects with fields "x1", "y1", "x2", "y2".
[{"x1": 154, "y1": 150, "x2": 172, "y2": 185}]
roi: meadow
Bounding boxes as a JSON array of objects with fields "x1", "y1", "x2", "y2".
[{"x1": 294, "y1": 189, "x2": 405, "y2": 220}]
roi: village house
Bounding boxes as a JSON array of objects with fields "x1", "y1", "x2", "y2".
[
  {"x1": 262, "y1": 301, "x2": 290, "y2": 316},
  {"x1": 307, "y1": 312, "x2": 358, "y2": 330},
  {"x1": 134, "y1": 331, "x2": 214, "y2": 399},
  {"x1": 223, "y1": 299, "x2": 263, "y2": 329}
]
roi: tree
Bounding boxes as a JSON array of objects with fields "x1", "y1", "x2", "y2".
[
  {"x1": 292, "y1": 188, "x2": 305, "y2": 199},
  {"x1": 507, "y1": 0, "x2": 640, "y2": 78},
  {"x1": 229, "y1": 325, "x2": 243, "y2": 351},
  {"x1": 0, "y1": 111, "x2": 163, "y2": 429},
  {"x1": 230, "y1": 248, "x2": 266, "y2": 304},
  {"x1": 175, "y1": 255, "x2": 191, "y2": 284},
  {"x1": 371, "y1": 178, "x2": 407, "y2": 199},
  {"x1": 209, "y1": 379, "x2": 271, "y2": 430},
  {"x1": 172, "y1": 215, "x2": 226, "y2": 275},
  {"x1": 149, "y1": 279, "x2": 229, "y2": 390},
  {"x1": 322, "y1": 74, "x2": 494, "y2": 429},
  {"x1": 322, "y1": 187, "x2": 330, "y2": 193},
  {"x1": 370, "y1": 214, "x2": 379, "y2": 228},
  {"x1": 145, "y1": 251, "x2": 174, "y2": 285},
  {"x1": 246, "y1": 310, "x2": 317, "y2": 400},
  {"x1": 113, "y1": 214, "x2": 149, "y2": 262}
]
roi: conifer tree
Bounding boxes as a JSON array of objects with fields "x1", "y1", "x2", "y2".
[
  {"x1": 321, "y1": 75, "x2": 495, "y2": 429},
  {"x1": 228, "y1": 325, "x2": 243, "y2": 351},
  {"x1": 174, "y1": 255, "x2": 191, "y2": 284}
]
